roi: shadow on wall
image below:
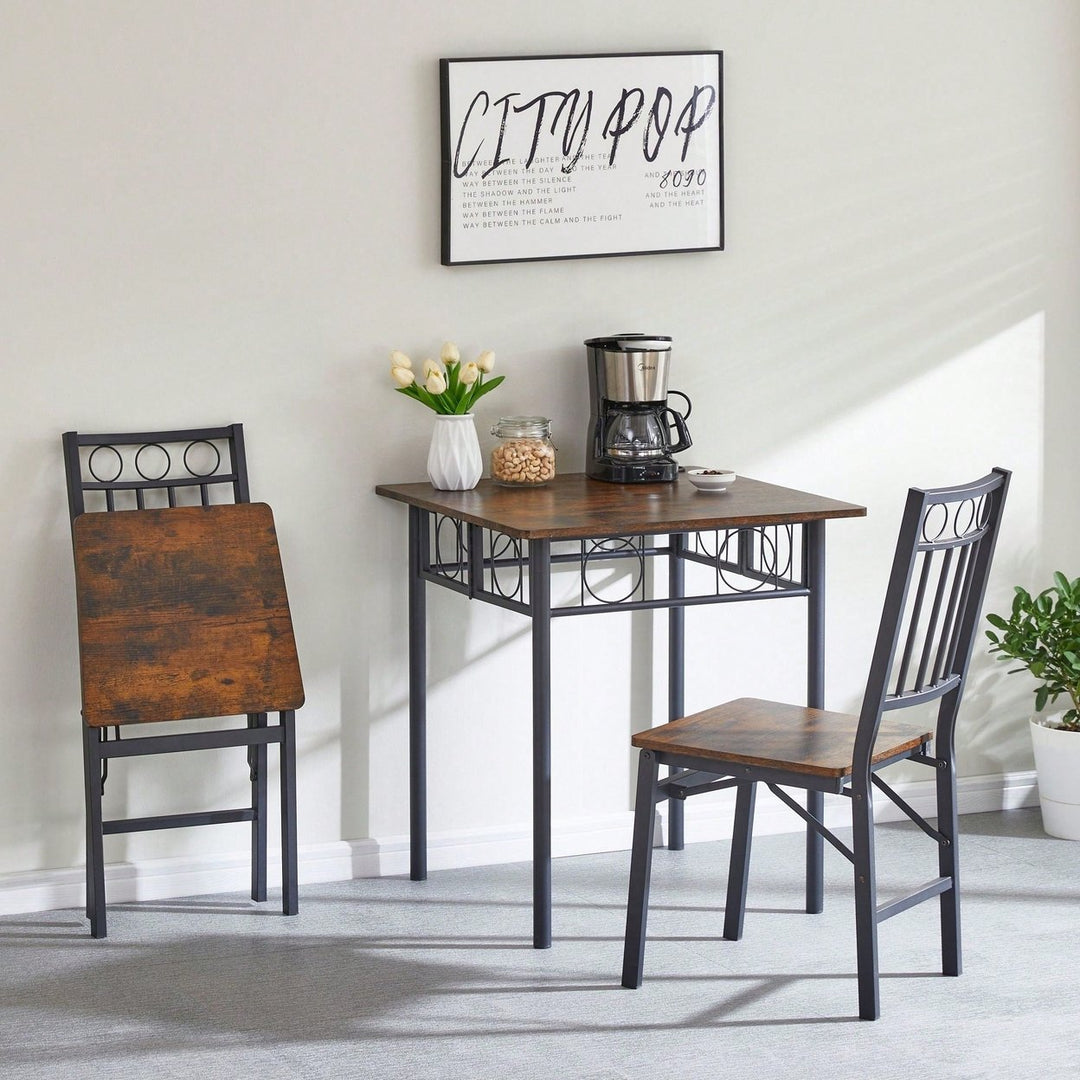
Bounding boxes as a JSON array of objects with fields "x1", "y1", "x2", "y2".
[{"x1": 677, "y1": 110, "x2": 1047, "y2": 468}]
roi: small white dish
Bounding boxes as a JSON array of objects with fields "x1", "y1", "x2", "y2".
[{"x1": 685, "y1": 468, "x2": 736, "y2": 492}]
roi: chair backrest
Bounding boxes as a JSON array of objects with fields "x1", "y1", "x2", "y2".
[
  {"x1": 62, "y1": 424, "x2": 250, "y2": 521},
  {"x1": 853, "y1": 468, "x2": 1011, "y2": 775}
]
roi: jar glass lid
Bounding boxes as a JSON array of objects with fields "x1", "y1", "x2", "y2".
[{"x1": 491, "y1": 415, "x2": 551, "y2": 438}]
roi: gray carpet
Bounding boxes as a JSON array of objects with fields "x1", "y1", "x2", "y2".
[{"x1": 1, "y1": 808, "x2": 1077, "y2": 1079}]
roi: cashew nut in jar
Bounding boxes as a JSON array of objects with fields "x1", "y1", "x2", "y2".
[{"x1": 490, "y1": 417, "x2": 556, "y2": 487}]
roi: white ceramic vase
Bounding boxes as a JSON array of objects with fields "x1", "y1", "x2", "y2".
[
  {"x1": 426, "y1": 413, "x2": 483, "y2": 491},
  {"x1": 1030, "y1": 714, "x2": 1080, "y2": 840}
]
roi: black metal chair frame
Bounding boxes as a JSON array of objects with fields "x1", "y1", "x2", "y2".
[
  {"x1": 622, "y1": 468, "x2": 1010, "y2": 1019},
  {"x1": 62, "y1": 423, "x2": 298, "y2": 937}
]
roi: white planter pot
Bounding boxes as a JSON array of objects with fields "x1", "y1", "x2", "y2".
[
  {"x1": 1030, "y1": 715, "x2": 1080, "y2": 840},
  {"x1": 426, "y1": 413, "x2": 483, "y2": 491}
]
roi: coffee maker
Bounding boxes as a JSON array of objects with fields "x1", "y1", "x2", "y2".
[{"x1": 585, "y1": 334, "x2": 693, "y2": 483}]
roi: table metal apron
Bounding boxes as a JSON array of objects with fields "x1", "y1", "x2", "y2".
[{"x1": 377, "y1": 474, "x2": 865, "y2": 949}]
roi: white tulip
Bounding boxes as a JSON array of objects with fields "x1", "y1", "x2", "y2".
[
  {"x1": 441, "y1": 341, "x2": 461, "y2": 365},
  {"x1": 391, "y1": 365, "x2": 415, "y2": 388},
  {"x1": 459, "y1": 361, "x2": 479, "y2": 386},
  {"x1": 476, "y1": 349, "x2": 495, "y2": 373},
  {"x1": 425, "y1": 370, "x2": 447, "y2": 395},
  {"x1": 422, "y1": 357, "x2": 442, "y2": 380},
  {"x1": 389, "y1": 350, "x2": 412, "y2": 370}
]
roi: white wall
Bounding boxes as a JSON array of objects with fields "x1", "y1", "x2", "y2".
[{"x1": 1, "y1": 1, "x2": 1077, "y2": 904}]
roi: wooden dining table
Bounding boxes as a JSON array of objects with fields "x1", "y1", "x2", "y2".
[{"x1": 375, "y1": 471, "x2": 866, "y2": 948}]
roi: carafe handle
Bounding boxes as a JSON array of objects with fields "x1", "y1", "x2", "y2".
[
  {"x1": 661, "y1": 407, "x2": 693, "y2": 455},
  {"x1": 663, "y1": 391, "x2": 693, "y2": 454}
]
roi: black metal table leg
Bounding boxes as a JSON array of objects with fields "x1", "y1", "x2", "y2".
[
  {"x1": 805, "y1": 519, "x2": 826, "y2": 914},
  {"x1": 529, "y1": 538, "x2": 553, "y2": 948},
  {"x1": 408, "y1": 506, "x2": 428, "y2": 882},
  {"x1": 667, "y1": 531, "x2": 686, "y2": 851}
]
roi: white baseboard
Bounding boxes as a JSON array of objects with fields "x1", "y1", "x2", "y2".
[{"x1": 0, "y1": 770, "x2": 1038, "y2": 918}]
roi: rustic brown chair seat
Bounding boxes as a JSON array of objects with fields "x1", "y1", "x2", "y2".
[
  {"x1": 62, "y1": 425, "x2": 303, "y2": 937},
  {"x1": 622, "y1": 469, "x2": 1010, "y2": 1019}
]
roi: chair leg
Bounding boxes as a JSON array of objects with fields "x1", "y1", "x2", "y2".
[
  {"x1": 280, "y1": 710, "x2": 299, "y2": 916},
  {"x1": 723, "y1": 780, "x2": 757, "y2": 940},
  {"x1": 622, "y1": 750, "x2": 661, "y2": 989},
  {"x1": 851, "y1": 781, "x2": 880, "y2": 1020},
  {"x1": 936, "y1": 755, "x2": 962, "y2": 976},
  {"x1": 82, "y1": 726, "x2": 107, "y2": 939},
  {"x1": 249, "y1": 713, "x2": 268, "y2": 902}
]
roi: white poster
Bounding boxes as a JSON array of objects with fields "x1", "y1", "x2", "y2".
[{"x1": 440, "y1": 52, "x2": 723, "y2": 265}]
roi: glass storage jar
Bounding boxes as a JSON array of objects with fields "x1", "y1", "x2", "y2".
[{"x1": 490, "y1": 416, "x2": 556, "y2": 487}]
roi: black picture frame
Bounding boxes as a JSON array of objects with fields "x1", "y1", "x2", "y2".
[{"x1": 440, "y1": 51, "x2": 724, "y2": 266}]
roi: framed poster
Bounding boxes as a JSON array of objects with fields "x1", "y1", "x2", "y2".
[{"x1": 440, "y1": 51, "x2": 723, "y2": 266}]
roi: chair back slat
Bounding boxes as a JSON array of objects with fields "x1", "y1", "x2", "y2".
[
  {"x1": 914, "y1": 545, "x2": 953, "y2": 692},
  {"x1": 62, "y1": 424, "x2": 249, "y2": 522},
  {"x1": 945, "y1": 541, "x2": 980, "y2": 682},
  {"x1": 854, "y1": 469, "x2": 1010, "y2": 773},
  {"x1": 893, "y1": 551, "x2": 931, "y2": 696}
]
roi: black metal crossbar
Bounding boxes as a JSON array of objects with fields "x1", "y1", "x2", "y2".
[
  {"x1": 660, "y1": 771, "x2": 740, "y2": 800},
  {"x1": 766, "y1": 783, "x2": 855, "y2": 863},
  {"x1": 876, "y1": 877, "x2": 953, "y2": 923},
  {"x1": 103, "y1": 808, "x2": 255, "y2": 835},
  {"x1": 870, "y1": 773, "x2": 950, "y2": 845},
  {"x1": 97, "y1": 726, "x2": 285, "y2": 760}
]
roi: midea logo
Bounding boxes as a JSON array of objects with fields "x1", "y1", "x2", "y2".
[{"x1": 637, "y1": 361, "x2": 657, "y2": 371}]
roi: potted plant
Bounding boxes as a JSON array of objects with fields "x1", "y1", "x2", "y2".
[
  {"x1": 389, "y1": 341, "x2": 504, "y2": 491},
  {"x1": 986, "y1": 572, "x2": 1080, "y2": 839}
]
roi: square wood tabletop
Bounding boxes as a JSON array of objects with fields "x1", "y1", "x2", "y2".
[{"x1": 375, "y1": 472, "x2": 866, "y2": 540}]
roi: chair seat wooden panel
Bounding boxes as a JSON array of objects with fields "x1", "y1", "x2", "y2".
[
  {"x1": 631, "y1": 697, "x2": 932, "y2": 778},
  {"x1": 73, "y1": 503, "x2": 304, "y2": 727}
]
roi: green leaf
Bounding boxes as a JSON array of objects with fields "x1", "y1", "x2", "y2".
[
  {"x1": 414, "y1": 385, "x2": 449, "y2": 413},
  {"x1": 470, "y1": 374, "x2": 505, "y2": 401}
]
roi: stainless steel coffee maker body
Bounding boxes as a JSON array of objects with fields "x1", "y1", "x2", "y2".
[{"x1": 585, "y1": 334, "x2": 693, "y2": 483}]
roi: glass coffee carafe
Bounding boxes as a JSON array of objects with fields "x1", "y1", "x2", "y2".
[{"x1": 602, "y1": 398, "x2": 692, "y2": 460}]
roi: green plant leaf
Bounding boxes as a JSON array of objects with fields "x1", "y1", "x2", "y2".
[
  {"x1": 415, "y1": 385, "x2": 449, "y2": 413},
  {"x1": 470, "y1": 374, "x2": 505, "y2": 401}
]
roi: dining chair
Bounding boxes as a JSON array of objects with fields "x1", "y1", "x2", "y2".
[
  {"x1": 62, "y1": 425, "x2": 304, "y2": 937},
  {"x1": 621, "y1": 468, "x2": 1010, "y2": 1019}
]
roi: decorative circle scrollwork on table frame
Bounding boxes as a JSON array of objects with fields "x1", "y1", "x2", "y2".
[
  {"x1": 582, "y1": 537, "x2": 644, "y2": 606},
  {"x1": 489, "y1": 532, "x2": 524, "y2": 601}
]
